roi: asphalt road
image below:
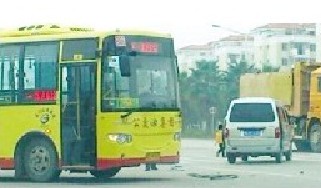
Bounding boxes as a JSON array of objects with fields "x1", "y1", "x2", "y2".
[{"x1": 1, "y1": 139, "x2": 321, "y2": 188}]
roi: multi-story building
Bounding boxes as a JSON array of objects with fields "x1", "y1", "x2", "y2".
[
  {"x1": 176, "y1": 44, "x2": 214, "y2": 74},
  {"x1": 177, "y1": 23, "x2": 317, "y2": 74},
  {"x1": 316, "y1": 24, "x2": 321, "y2": 62},
  {"x1": 211, "y1": 35, "x2": 254, "y2": 71},
  {"x1": 252, "y1": 23, "x2": 316, "y2": 70}
]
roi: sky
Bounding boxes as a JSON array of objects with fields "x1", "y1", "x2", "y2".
[{"x1": 0, "y1": 0, "x2": 319, "y2": 49}]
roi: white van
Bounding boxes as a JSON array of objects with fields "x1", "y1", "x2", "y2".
[{"x1": 225, "y1": 97, "x2": 293, "y2": 163}]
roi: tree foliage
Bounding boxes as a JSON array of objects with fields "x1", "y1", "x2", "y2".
[{"x1": 179, "y1": 60, "x2": 253, "y2": 136}]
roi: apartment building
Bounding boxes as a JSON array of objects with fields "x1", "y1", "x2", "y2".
[
  {"x1": 211, "y1": 35, "x2": 254, "y2": 71},
  {"x1": 252, "y1": 23, "x2": 316, "y2": 69},
  {"x1": 176, "y1": 44, "x2": 214, "y2": 74}
]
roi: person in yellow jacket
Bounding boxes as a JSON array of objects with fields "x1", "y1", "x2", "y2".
[{"x1": 215, "y1": 124, "x2": 225, "y2": 157}]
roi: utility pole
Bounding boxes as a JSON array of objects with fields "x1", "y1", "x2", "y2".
[{"x1": 209, "y1": 106, "x2": 216, "y2": 135}]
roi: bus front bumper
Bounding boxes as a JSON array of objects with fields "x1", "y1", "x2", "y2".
[{"x1": 97, "y1": 155, "x2": 179, "y2": 170}]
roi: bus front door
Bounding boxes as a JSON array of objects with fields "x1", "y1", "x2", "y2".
[{"x1": 60, "y1": 63, "x2": 96, "y2": 166}]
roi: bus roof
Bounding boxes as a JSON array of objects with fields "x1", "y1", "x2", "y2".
[{"x1": 0, "y1": 25, "x2": 172, "y2": 43}]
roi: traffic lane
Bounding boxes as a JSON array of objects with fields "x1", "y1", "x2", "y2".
[
  {"x1": 0, "y1": 167, "x2": 215, "y2": 188},
  {"x1": 181, "y1": 141, "x2": 321, "y2": 178},
  {"x1": 180, "y1": 139, "x2": 321, "y2": 187},
  {"x1": 2, "y1": 155, "x2": 321, "y2": 188},
  {"x1": 2, "y1": 139, "x2": 321, "y2": 188}
]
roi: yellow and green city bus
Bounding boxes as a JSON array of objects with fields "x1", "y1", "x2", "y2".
[{"x1": 0, "y1": 25, "x2": 181, "y2": 182}]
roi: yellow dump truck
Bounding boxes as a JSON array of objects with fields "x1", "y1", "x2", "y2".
[{"x1": 240, "y1": 62, "x2": 321, "y2": 152}]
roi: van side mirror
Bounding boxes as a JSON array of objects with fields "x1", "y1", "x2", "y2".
[{"x1": 119, "y1": 55, "x2": 131, "y2": 77}]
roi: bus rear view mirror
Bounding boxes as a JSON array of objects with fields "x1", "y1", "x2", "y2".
[{"x1": 119, "y1": 55, "x2": 131, "y2": 77}]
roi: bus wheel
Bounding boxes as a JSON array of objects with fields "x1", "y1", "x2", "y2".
[
  {"x1": 310, "y1": 123, "x2": 321, "y2": 152},
  {"x1": 24, "y1": 138, "x2": 59, "y2": 182},
  {"x1": 90, "y1": 167, "x2": 121, "y2": 179}
]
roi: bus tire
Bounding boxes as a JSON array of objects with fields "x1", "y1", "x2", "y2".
[
  {"x1": 90, "y1": 167, "x2": 121, "y2": 179},
  {"x1": 310, "y1": 123, "x2": 321, "y2": 152},
  {"x1": 23, "y1": 137, "x2": 59, "y2": 182},
  {"x1": 14, "y1": 146, "x2": 27, "y2": 180}
]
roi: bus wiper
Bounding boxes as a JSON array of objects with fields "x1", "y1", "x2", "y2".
[
  {"x1": 128, "y1": 51, "x2": 137, "y2": 56},
  {"x1": 120, "y1": 111, "x2": 133, "y2": 118}
]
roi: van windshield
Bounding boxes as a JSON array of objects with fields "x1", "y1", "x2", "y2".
[{"x1": 230, "y1": 103, "x2": 275, "y2": 122}]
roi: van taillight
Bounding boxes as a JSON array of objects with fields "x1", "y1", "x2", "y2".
[
  {"x1": 275, "y1": 127, "x2": 280, "y2": 138},
  {"x1": 225, "y1": 128, "x2": 230, "y2": 138}
]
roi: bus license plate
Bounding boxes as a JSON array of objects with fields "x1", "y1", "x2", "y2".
[
  {"x1": 244, "y1": 131, "x2": 261, "y2": 136},
  {"x1": 146, "y1": 152, "x2": 160, "y2": 162}
]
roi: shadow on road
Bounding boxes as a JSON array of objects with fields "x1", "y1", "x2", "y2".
[
  {"x1": 0, "y1": 176, "x2": 173, "y2": 184},
  {"x1": 232, "y1": 160, "x2": 288, "y2": 165}
]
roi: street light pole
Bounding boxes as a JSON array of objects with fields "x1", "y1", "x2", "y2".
[
  {"x1": 212, "y1": 24, "x2": 250, "y2": 67},
  {"x1": 212, "y1": 25, "x2": 244, "y2": 35},
  {"x1": 212, "y1": 24, "x2": 248, "y2": 45},
  {"x1": 209, "y1": 106, "x2": 216, "y2": 134}
]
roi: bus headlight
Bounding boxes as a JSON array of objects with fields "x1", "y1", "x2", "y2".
[
  {"x1": 108, "y1": 134, "x2": 132, "y2": 144},
  {"x1": 174, "y1": 132, "x2": 181, "y2": 141}
]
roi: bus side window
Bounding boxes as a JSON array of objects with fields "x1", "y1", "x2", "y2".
[{"x1": 0, "y1": 45, "x2": 20, "y2": 103}]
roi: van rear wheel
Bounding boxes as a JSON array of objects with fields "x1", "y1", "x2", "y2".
[{"x1": 241, "y1": 156, "x2": 248, "y2": 162}]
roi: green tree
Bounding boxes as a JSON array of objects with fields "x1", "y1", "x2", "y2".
[
  {"x1": 179, "y1": 59, "x2": 254, "y2": 137},
  {"x1": 179, "y1": 60, "x2": 221, "y2": 135}
]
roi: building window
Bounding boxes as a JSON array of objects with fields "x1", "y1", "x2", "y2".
[
  {"x1": 318, "y1": 77, "x2": 321, "y2": 92},
  {"x1": 295, "y1": 43, "x2": 304, "y2": 55},
  {"x1": 241, "y1": 53, "x2": 246, "y2": 61},
  {"x1": 310, "y1": 44, "x2": 316, "y2": 52},
  {"x1": 282, "y1": 58, "x2": 287, "y2": 66},
  {"x1": 282, "y1": 43, "x2": 287, "y2": 51},
  {"x1": 310, "y1": 31, "x2": 316, "y2": 36},
  {"x1": 200, "y1": 52, "x2": 206, "y2": 56},
  {"x1": 285, "y1": 29, "x2": 292, "y2": 35}
]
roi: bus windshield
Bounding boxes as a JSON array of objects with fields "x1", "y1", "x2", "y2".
[{"x1": 101, "y1": 36, "x2": 178, "y2": 111}]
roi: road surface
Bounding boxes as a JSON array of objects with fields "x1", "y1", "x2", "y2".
[{"x1": 1, "y1": 139, "x2": 321, "y2": 188}]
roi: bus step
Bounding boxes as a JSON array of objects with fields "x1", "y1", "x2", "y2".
[{"x1": 61, "y1": 165, "x2": 95, "y2": 171}]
